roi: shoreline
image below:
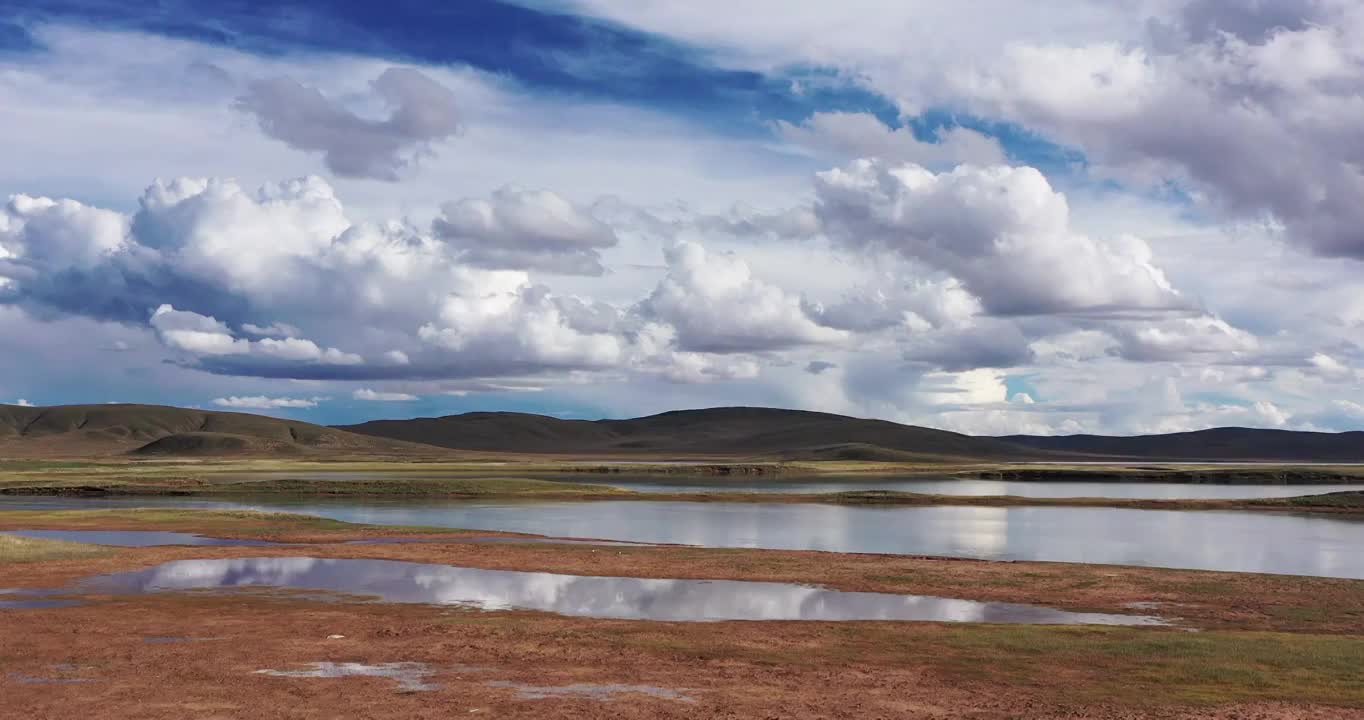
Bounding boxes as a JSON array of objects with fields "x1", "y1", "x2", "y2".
[
  {"x1": 3, "y1": 478, "x2": 1363, "y2": 514},
  {"x1": 2, "y1": 508, "x2": 1362, "y2": 632}
]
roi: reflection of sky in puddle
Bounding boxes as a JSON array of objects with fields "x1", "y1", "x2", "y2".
[
  {"x1": 74, "y1": 557, "x2": 1162, "y2": 625},
  {"x1": 255, "y1": 662, "x2": 437, "y2": 692},
  {"x1": 3, "y1": 529, "x2": 279, "y2": 547},
  {"x1": 8, "y1": 664, "x2": 99, "y2": 684},
  {"x1": 0, "y1": 588, "x2": 82, "y2": 610},
  {"x1": 487, "y1": 680, "x2": 693, "y2": 702}
]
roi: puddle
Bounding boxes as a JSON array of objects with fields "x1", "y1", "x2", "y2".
[
  {"x1": 0, "y1": 599, "x2": 82, "y2": 610},
  {"x1": 487, "y1": 680, "x2": 693, "y2": 702},
  {"x1": 0, "y1": 589, "x2": 82, "y2": 610},
  {"x1": 346, "y1": 536, "x2": 651, "y2": 548},
  {"x1": 255, "y1": 662, "x2": 438, "y2": 692},
  {"x1": 67, "y1": 557, "x2": 1164, "y2": 625},
  {"x1": 7, "y1": 664, "x2": 98, "y2": 684},
  {"x1": 2, "y1": 529, "x2": 279, "y2": 547},
  {"x1": 142, "y1": 636, "x2": 220, "y2": 644}
]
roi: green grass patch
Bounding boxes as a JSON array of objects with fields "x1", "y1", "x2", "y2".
[
  {"x1": 219, "y1": 476, "x2": 628, "y2": 497},
  {"x1": 933, "y1": 626, "x2": 1364, "y2": 706},
  {"x1": 0, "y1": 534, "x2": 113, "y2": 563},
  {"x1": 0, "y1": 508, "x2": 464, "y2": 539}
]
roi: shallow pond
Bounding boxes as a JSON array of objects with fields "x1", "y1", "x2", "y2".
[
  {"x1": 70, "y1": 556, "x2": 1161, "y2": 624},
  {"x1": 4, "y1": 497, "x2": 1363, "y2": 578}
]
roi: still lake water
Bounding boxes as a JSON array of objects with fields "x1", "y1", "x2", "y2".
[
  {"x1": 581, "y1": 476, "x2": 1364, "y2": 499},
  {"x1": 208, "y1": 471, "x2": 1364, "y2": 499},
  {"x1": 3, "y1": 496, "x2": 1362, "y2": 579},
  {"x1": 65, "y1": 556, "x2": 1161, "y2": 625}
]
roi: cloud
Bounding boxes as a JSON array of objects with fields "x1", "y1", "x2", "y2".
[
  {"x1": 777, "y1": 112, "x2": 1006, "y2": 167},
  {"x1": 624, "y1": 322, "x2": 762, "y2": 383},
  {"x1": 241, "y1": 322, "x2": 301, "y2": 338},
  {"x1": 636, "y1": 241, "x2": 846, "y2": 352},
  {"x1": 235, "y1": 67, "x2": 463, "y2": 180},
  {"x1": 11, "y1": 398, "x2": 33, "y2": 407},
  {"x1": 150, "y1": 304, "x2": 249, "y2": 356},
  {"x1": 353, "y1": 388, "x2": 418, "y2": 401},
  {"x1": 804, "y1": 277, "x2": 980, "y2": 332},
  {"x1": 953, "y1": 3, "x2": 1364, "y2": 258},
  {"x1": 213, "y1": 395, "x2": 321, "y2": 409},
  {"x1": 813, "y1": 160, "x2": 1187, "y2": 317},
  {"x1": 151, "y1": 305, "x2": 364, "y2": 368},
  {"x1": 902, "y1": 321, "x2": 1036, "y2": 371},
  {"x1": 2, "y1": 175, "x2": 654, "y2": 382},
  {"x1": 805, "y1": 360, "x2": 837, "y2": 375},
  {"x1": 434, "y1": 186, "x2": 618, "y2": 275},
  {"x1": 0, "y1": 194, "x2": 128, "y2": 271},
  {"x1": 1111, "y1": 315, "x2": 1258, "y2": 362}
]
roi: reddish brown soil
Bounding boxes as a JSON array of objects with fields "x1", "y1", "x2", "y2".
[{"x1": 2, "y1": 591, "x2": 1361, "y2": 720}]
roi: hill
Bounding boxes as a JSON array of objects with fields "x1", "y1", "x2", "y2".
[
  {"x1": 338, "y1": 407, "x2": 1044, "y2": 461},
  {"x1": 0, "y1": 403, "x2": 431, "y2": 458},
  {"x1": 997, "y1": 427, "x2": 1364, "y2": 463}
]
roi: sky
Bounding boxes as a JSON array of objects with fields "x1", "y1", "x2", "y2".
[{"x1": 2, "y1": 0, "x2": 1363, "y2": 434}]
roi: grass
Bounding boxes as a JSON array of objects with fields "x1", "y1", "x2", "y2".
[
  {"x1": 0, "y1": 508, "x2": 473, "y2": 540},
  {"x1": 0, "y1": 533, "x2": 112, "y2": 563},
  {"x1": 5, "y1": 465, "x2": 1364, "y2": 515},
  {"x1": 928, "y1": 626, "x2": 1364, "y2": 706},
  {"x1": 0, "y1": 473, "x2": 632, "y2": 497},
  {"x1": 614, "y1": 623, "x2": 1364, "y2": 707},
  {"x1": 213, "y1": 476, "x2": 629, "y2": 497},
  {"x1": 1275, "y1": 491, "x2": 1364, "y2": 508}
]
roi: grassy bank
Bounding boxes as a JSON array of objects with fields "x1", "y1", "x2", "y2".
[
  {"x1": 0, "y1": 508, "x2": 508, "y2": 542},
  {"x1": 3, "y1": 471, "x2": 1363, "y2": 514},
  {"x1": 9, "y1": 456, "x2": 1364, "y2": 481},
  {"x1": 0, "y1": 533, "x2": 113, "y2": 563}
]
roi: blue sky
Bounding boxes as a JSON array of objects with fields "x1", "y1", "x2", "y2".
[{"x1": 1, "y1": 0, "x2": 1362, "y2": 433}]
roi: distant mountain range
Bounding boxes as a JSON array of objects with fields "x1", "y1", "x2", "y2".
[
  {"x1": 338, "y1": 407, "x2": 1032, "y2": 462},
  {"x1": 2, "y1": 403, "x2": 1362, "y2": 462},
  {"x1": 998, "y1": 428, "x2": 1364, "y2": 463},
  {"x1": 339, "y1": 407, "x2": 1364, "y2": 463}
]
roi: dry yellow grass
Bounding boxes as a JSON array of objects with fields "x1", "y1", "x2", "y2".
[{"x1": 0, "y1": 533, "x2": 113, "y2": 563}]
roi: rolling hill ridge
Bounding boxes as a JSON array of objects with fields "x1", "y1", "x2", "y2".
[
  {"x1": 0, "y1": 403, "x2": 430, "y2": 458},
  {"x1": 3, "y1": 403, "x2": 1362, "y2": 462},
  {"x1": 338, "y1": 407, "x2": 1047, "y2": 461},
  {"x1": 998, "y1": 427, "x2": 1364, "y2": 463},
  {"x1": 341, "y1": 407, "x2": 1364, "y2": 462}
]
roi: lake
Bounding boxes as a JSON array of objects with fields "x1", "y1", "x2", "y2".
[{"x1": 4, "y1": 496, "x2": 1362, "y2": 579}]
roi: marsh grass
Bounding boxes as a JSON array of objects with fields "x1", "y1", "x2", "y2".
[
  {"x1": 0, "y1": 508, "x2": 465, "y2": 540},
  {"x1": 0, "y1": 534, "x2": 112, "y2": 563}
]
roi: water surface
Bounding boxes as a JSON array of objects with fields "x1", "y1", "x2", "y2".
[
  {"x1": 586, "y1": 476, "x2": 1364, "y2": 499},
  {"x1": 207, "y1": 470, "x2": 1364, "y2": 499},
  {"x1": 5, "y1": 496, "x2": 1363, "y2": 578},
  {"x1": 75, "y1": 556, "x2": 1161, "y2": 625}
]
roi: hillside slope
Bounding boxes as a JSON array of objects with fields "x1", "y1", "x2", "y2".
[
  {"x1": 0, "y1": 404, "x2": 432, "y2": 458},
  {"x1": 339, "y1": 407, "x2": 1045, "y2": 461},
  {"x1": 998, "y1": 427, "x2": 1364, "y2": 463}
]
